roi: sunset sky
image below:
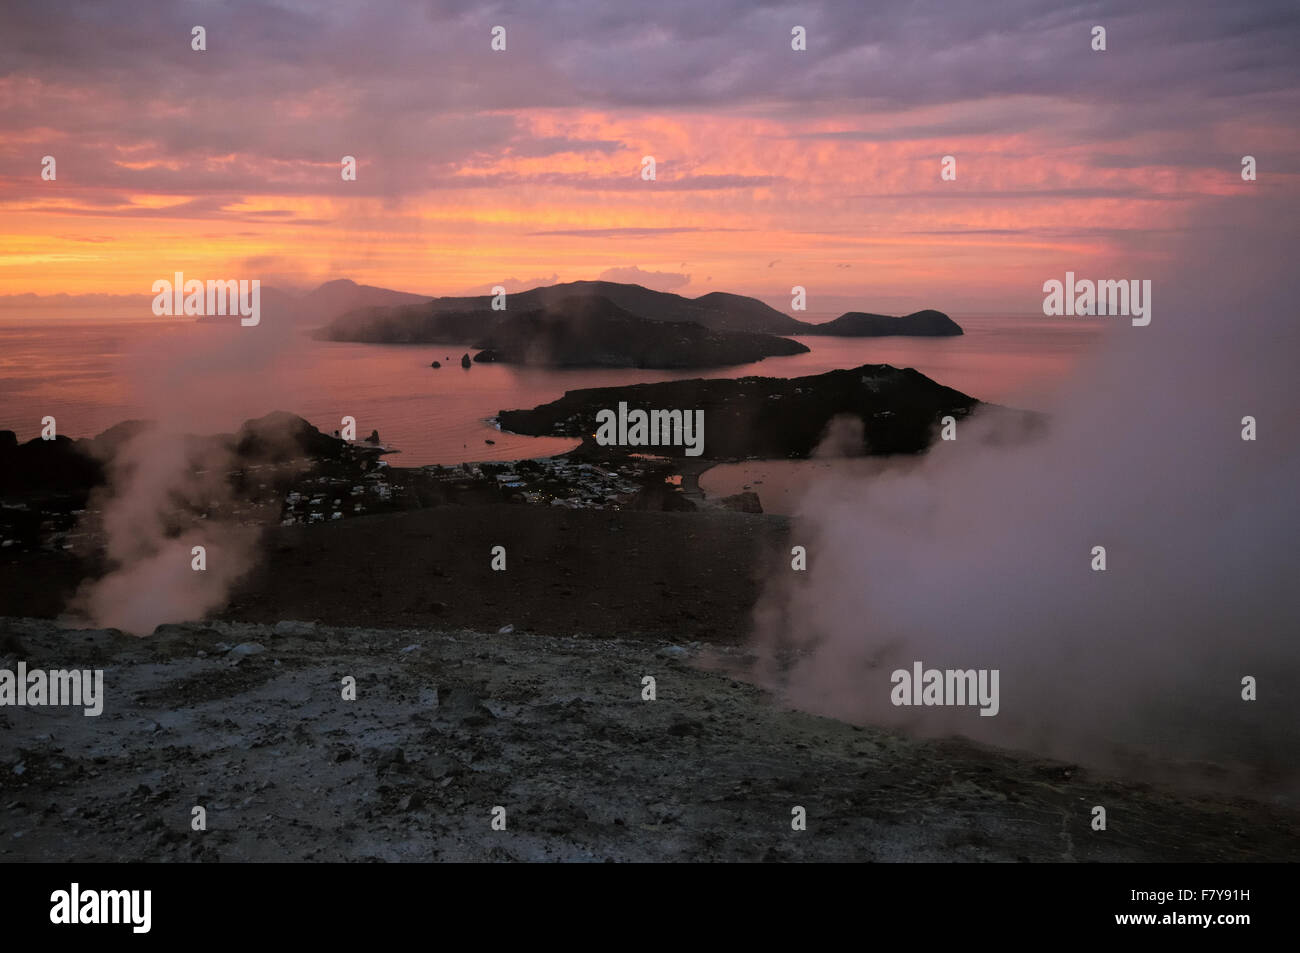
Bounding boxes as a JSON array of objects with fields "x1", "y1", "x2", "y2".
[{"x1": 1, "y1": 0, "x2": 1297, "y2": 314}]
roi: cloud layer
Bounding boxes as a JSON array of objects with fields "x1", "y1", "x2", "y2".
[{"x1": 1, "y1": 1, "x2": 1297, "y2": 309}]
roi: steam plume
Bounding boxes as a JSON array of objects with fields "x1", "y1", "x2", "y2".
[{"x1": 750, "y1": 199, "x2": 1300, "y2": 789}]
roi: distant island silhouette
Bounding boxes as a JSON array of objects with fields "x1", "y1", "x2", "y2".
[{"x1": 311, "y1": 279, "x2": 961, "y2": 367}]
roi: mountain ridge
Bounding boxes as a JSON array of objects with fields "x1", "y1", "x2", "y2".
[
  {"x1": 470, "y1": 295, "x2": 809, "y2": 368},
  {"x1": 0, "y1": 278, "x2": 959, "y2": 338},
  {"x1": 317, "y1": 279, "x2": 960, "y2": 340}
]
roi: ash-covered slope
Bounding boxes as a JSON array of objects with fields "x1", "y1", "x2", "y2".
[{"x1": 3, "y1": 616, "x2": 1293, "y2": 862}]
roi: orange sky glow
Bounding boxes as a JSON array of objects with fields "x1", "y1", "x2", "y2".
[{"x1": 2, "y1": 5, "x2": 1297, "y2": 314}]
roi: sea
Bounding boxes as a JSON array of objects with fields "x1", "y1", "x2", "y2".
[{"x1": 0, "y1": 314, "x2": 1104, "y2": 470}]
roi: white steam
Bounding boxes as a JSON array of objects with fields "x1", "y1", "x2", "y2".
[{"x1": 751, "y1": 201, "x2": 1300, "y2": 789}]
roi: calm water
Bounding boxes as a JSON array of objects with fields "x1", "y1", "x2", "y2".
[{"x1": 0, "y1": 316, "x2": 1103, "y2": 466}]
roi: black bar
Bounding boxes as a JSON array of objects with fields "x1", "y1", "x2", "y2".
[{"x1": 10, "y1": 862, "x2": 1282, "y2": 941}]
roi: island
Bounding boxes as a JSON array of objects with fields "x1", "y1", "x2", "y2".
[
  {"x1": 800, "y1": 309, "x2": 963, "y2": 337},
  {"x1": 497, "y1": 363, "x2": 987, "y2": 460}
]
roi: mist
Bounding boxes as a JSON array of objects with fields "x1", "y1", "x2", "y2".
[
  {"x1": 749, "y1": 199, "x2": 1300, "y2": 790},
  {"x1": 67, "y1": 311, "x2": 304, "y2": 635}
]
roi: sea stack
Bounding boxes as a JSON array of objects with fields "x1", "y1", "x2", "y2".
[{"x1": 461, "y1": 353, "x2": 472, "y2": 368}]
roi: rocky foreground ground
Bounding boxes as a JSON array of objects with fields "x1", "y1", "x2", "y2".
[{"x1": 3, "y1": 616, "x2": 1297, "y2": 862}]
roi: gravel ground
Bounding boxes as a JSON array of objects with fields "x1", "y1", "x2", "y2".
[{"x1": 3, "y1": 616, "x2": 1297, "y2": 862}]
